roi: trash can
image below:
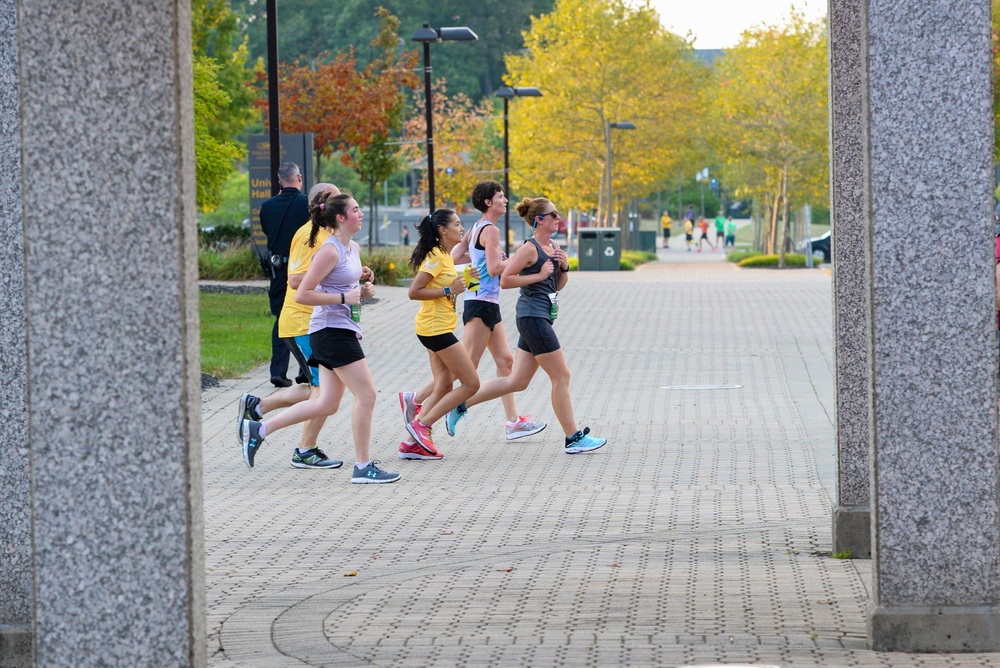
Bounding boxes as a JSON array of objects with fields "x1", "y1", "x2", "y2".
[
  {"x1": 638, "y1": 230, "x2": 656, "y2": 253},
  {"x1": 579, "y1": 229, "x2": 600, "y2": 271},
  {"x1": 598, "y1": 228, "x2": 621, "y2": 271}
]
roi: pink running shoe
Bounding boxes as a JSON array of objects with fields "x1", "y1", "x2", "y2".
[
  {"x1": 406, "y1": 419, "x2": 438, "y2": 456},
  {"x1": 505, "y1": 415, "x2": 547, "y2": 441},
  {"x1": 399, "y1": 391, "x2": 420, "y2": 425},
  {"x1": 398, "y1": 440, "x2": 443, "y2": 460}
]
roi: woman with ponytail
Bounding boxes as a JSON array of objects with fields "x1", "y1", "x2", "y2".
[
  {"x1": 238, "y1": 191, "x2": 400, "y2": 484},
  {"x1": 445, "y1": 197, "x2": 607, "y2": 455},
  {"x1": 399, "y1": 209, "x2": 480, "y2": 459}
]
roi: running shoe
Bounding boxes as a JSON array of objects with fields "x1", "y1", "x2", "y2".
[
  {"x1": 445, "y1": 404, "x2": 467, "y2": 437},
  {"x1": 406, "y1": 419, "x2": 438, "y2": 456},
  {"x1": 237, "y1": 393, "x2": 261, "y2": 443},
  {"x1": 505, "y1": 415, "x2": 547, "y2": 441},
  {"x1": 241, "y1": 419, "x2": 264, "y2": 468},
  {"x1": 351, "y1": 461, "x2": 401, "y2": 484},
  {"x1": 291, "y1": 448, "x2": 343, "y2": 469},
  {"x1": 564, "y1": 427, "x2": 607, "y2": 454},
  {"x1": 399, "y1": 391, "x2": 420, "y2": 425},
  {"x1": 397, "y1": 440, "x2": 444, "y2": 460}
]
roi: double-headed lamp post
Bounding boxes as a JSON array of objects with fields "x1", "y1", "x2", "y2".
[
  {"x1": 495, "y1": 85, "x2": 542, "y2": 255},
  {"x1": 411, "y1": 24, "x2": 478, "y2": 212},
  {"x1": 604, "y1": 120, "x2": 636, "y2": 226}
]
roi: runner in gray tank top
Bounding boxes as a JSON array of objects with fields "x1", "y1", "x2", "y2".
[
  {"x1": 239, "y1": 192, "x2": 400, "y2": 483},
  {"x1": 400, "y1": 180, "x2": 546, "y2": 444},
  {"x1": 445, "y1": 196, "x2": 607, "y2": 454}
]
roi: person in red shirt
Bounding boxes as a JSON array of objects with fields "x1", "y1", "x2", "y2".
[{"x1": 697, "y1": 217, "x2": 716, "y2": 252}]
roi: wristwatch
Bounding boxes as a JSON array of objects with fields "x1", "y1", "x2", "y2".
[{"x1": 443, "y1": 286, "x2": 452, "y2": 298}]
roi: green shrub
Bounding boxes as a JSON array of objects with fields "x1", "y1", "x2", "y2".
[
  {"x1": 566, "y1": 257, "x2": 579, "y2": 271},
  {"x1": 727, "y1": 250, "x2": 761, "y2": 263},
  {"x1": 361, "y1": 249, "x2": 414, "y2": 286},
  {"x1": 199, "y1": 222, "x2": 250, "y2": 249},
  {"x1": 199, "y1": 243, "x2": 265, "y2": 280},
  {"x1": 621, "y1": 250, "x2": 657, "y2": 265},
  {"x1": 619, "y1": 258, "x2": 635, "y2": 271},
  {"x1": 737, "y1": 253, "x2": 819, "y2": 268}
]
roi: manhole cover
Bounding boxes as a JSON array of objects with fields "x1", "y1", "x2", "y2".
[{"x1": 659, "y1": 384, "x2": 743, "y2": 390}]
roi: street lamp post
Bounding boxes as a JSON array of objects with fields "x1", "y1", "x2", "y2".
[
  {"x1": 265, "y1": 0, "x2": 281, "y2": 195},
  {"x1": 411, "y1": 24, "x2": 478, "y2": 212},
  {"x1": 495, "y1": 85, "x2": 542, "y2": 255},
  {"x1": 603, "y1": 121, "x2": 636, "y2": 226}
]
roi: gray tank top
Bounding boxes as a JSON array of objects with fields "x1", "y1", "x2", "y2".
[
  {"x1": 308, "y1": 235, "x2": 363, "y2": 338},
  {"x1": 515, "y1": 238, "x2": 559, "y2": 320}
]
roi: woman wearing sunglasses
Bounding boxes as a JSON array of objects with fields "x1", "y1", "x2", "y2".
[{"x1": 446, "y1": 197, "x2": 607, "y2": 454}]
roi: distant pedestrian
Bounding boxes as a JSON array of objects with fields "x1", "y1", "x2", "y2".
[
  {"x1": 697, "y1": 217, "x2": 716, "y2": 252},
  {"x1": 401, "y1": 224, "x2": 410, "y2": 246},
  {"x1": 725, "y1": 216, "x2": 737, "y2": 248},
  {"x1": 714, "y1": 211, "x2": 725, "y2": 248},
  {"x1": 684, "y1": 218, "x2": 694, "y2": 252},
  {"x1": 660, "y1": 211, "x2": 672, "y2": 248}
]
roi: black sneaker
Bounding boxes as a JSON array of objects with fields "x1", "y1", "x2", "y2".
[
  {"x1": 351, "y1": 460, "x2": 401, "y2": 484},
  {"x1": 291, "y1": 448, "x2": 343, "y2": 469},
  {"x1": 242, "y1": 419, "x2": 264, "y2": 469},
  {"x1": 237, "y1": 393, "x2": 261, "y2": 443},
  {"x1": 271, "y1": 376, "x2": 292, "y2": 388}
]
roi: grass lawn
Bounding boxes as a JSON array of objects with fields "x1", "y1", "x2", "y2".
[{"x1": 200, "y1": 292, "x2": 272, "y2": 379}]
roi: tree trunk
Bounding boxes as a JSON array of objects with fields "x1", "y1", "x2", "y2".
[
  {"x1": 314, "y1": 150, "x2": 323, "y2": 183},
  {"x1": 767, "y1": 191, "x2": 780, "y2": 253},
  {"x1": 778, "y1": 167, "x2": 789, "y2": 268},
  {"x1": 367, "y1": 180, "x2": 376, "y2": 253}
]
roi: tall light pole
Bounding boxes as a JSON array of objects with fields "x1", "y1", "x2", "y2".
[
  {"x1": 495, "y1": 85, "x2": 542, "y2": 255},
  {"x1": 411, "y1": 24, "x2": 478, "y2": 212},
  {"x1": 604, "y1": 121, "x2": 636, "y2": 226},
  {"x1": 265, "y1": 0, "x2": 281, "y2": 195}
]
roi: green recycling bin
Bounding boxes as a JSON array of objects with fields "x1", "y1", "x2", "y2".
[
  {"x1": 598, "y1": 227, "x2": 621, "y2": 271},
  {"x1": 578, "y1": 229, "x2": 600, "y2": 271},
  {"x1": 638, "y1": 230, "x2": 657, "y2": 253}
]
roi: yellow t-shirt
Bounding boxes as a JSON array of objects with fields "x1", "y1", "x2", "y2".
[
  {"x1": 414, "y1": 246, "x2": 458, "y2": 336},
  {"x1": 278, "y1": 223, "x2": 331, "y2": 338},
  {"x1": 661, "y1": 214, "x2": 672, "y2": 230}
]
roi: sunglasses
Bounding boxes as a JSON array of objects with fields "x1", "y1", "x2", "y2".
[{"x1": 537, "y1": 210, "x2": 559, "y2": 220}]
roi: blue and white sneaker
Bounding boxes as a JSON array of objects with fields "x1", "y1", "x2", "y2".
[
  {"x1": 445, "y1": 404, "x2": 467, "y2": 437},
  {"x1": 241, "y1": 419, "x2": 264, "y2": 469},
  {"x1": 237, "y1": 393, "x2": 261, "y2": 443},
  {"x1": 564, "y1": 427, "x2": 606, "y2": 454},
  {"x1": 351, "y1": 461, "x2": 401, "y2": 484}
]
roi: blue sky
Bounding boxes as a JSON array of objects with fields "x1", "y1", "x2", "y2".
[{"x1": 640, "y1": 1, "x2": 826, "y2": 49}]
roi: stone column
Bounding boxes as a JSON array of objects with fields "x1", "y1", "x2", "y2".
[
  {"x1": 863, "y1": 0, "x2": 1000, "y2": 652},
  {"x1": 13, "y1": 1, "x2": 206, "y2": 665},
  {"x1": 829, "y1": 0, "x2": 871, "y2": 560},
  {"x1": 0, "y1": 2, "x2": 34, "y2": 666}
]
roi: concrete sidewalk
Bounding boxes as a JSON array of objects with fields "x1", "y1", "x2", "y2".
[{"x1": 201, "y1": 261, "x2": 1000, "y2": 667}]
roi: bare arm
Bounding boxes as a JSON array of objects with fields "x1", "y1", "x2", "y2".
[
  {"x1": 480, "y1": 224, "x2": 508, "y2": 277},
  {"x1": 295, "y1": 244, "x2": 362, "y2": 306},
  {"x1": 408, "y1": 268, "x2": 467, "y2": 301},
  {"x1": 451, "y1": 228, "x2": 472, "y2": 264},
  {"x1": 500, "y1": 242, "x2": 554, "y2": 289},
  {"x1": 550, "y1": 240, "x2": 569, "y2": 291}
]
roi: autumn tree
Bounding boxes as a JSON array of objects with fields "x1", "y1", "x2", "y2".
[
  {"x1": 191, "y1": 0, "x2": 256, "y2": 210},
  {"x1": 402, "y1": 82, "x2": 503, "y2": 210},
  {"x1": 503, "y1": 0, "x2": 706, "y2": 223},
  {"x1": 708, "y1": 11, "x2": 828, "y2": 264}
]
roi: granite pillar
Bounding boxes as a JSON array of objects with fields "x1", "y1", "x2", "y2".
[
  {"x1": 829, "y1": 0, "x2": 872, "y2": 560},
  {"x1": 13, "y1": 0, "x2": 205, "y2": 665},
  {"x1": 0, "y1": 1, "x2": 34, "y2": 666},
  {"x1": 862, "y1": 0, "x2": 1000, "y2": 652}
]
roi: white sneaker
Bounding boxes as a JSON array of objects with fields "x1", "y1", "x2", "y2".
[{"x1": 505, "y1": 415, "x2": 547, "y2": 441}]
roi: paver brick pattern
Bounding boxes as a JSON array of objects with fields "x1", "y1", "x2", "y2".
[{"x1": 201, "y1": 259, "x2": 1000, "y2": 667}]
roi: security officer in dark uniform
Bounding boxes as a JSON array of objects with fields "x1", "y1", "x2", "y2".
[{"x1": 259, "y1": 162, "x2": 310, "y2": 387}]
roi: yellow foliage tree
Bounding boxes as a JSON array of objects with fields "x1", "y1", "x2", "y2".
[
  {"x1": 709, "y1": 11, "x2": 828, "y2": 263},
  {"x1": 504, "y1": 0, "x2": 706, "y2": 223}
]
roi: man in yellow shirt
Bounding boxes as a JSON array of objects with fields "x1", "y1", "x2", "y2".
[
  {"x1": 237, "y1": 183, "x2": 344, "y2": 469},
  {"x1": 660, "y1": 211, "x2": 672, "y2": 249}
]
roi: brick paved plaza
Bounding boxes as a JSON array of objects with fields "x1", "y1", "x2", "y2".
[{"x1": 200, "y1": 253, "x2": 1000, "y2": 667}]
